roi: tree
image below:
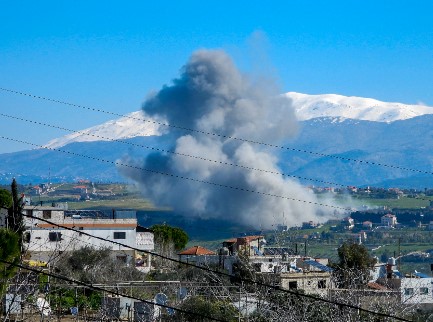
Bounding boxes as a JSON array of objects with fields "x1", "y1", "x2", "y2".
[
  {"x1": 174, "y1": 296, "x2": 238, "y2": 321},
  {"x1": 0, "y1": 229, "x2": 21, "y2": 297},
  {"x1": 334, "y1": 241, "x2": 376, "y2": 288},
  {"x1": 7, "y1": 179, "x2": 24, "y2": 245},
  {"x1": 0, "y1": 188, "x2": 12, "y2": 209},
  {"x1": 151, "y1": 224, "x2": 189, "y2": 270},
  {"x1": 55, "y1": 246, "x2": 145, "y2": 284},
  {"x1": 151, "y1": 224, "x2": 189, "y2": 251}
]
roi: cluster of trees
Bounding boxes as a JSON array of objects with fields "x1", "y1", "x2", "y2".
[{"x1": 0, "y1": 179, "x2": 24, "y2": 299}]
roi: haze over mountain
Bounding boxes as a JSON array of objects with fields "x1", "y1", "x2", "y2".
[
  {"x1": 1, "y1": 92, "x2": 433, "y2": 188},
  {"x1": 44, "y1": 92, "x2": 433, "y2": 149}
]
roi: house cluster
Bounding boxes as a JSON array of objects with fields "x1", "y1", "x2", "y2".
[
  {"x1": 183, "y1": 235, "x2": 433, "y2": 311},
  {"x1": 179, "y1": 235, "x2": 334, "y2": 296}
]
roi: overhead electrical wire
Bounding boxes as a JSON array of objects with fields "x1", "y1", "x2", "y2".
[
  {"x1": 0, "y1": 259, "x2": 226, "y2": 322},
  {"x1": 2, "y1": 113, "x2": 432, "y2": 207},
  {"x1": 18, "y1": 212, "x2": 412, "y2": 322},
  {"x1": 0, "y1": 135, "x2": 352, "y2": 212},
  {"x1": 5, "y1": 111, "x2": 433, "y2": 207},
  {"x1": 0, "y1": 87, "x2": 430, "y2": 175},
  {"x1": 0, "y1": 112, "x2": 347, "y2": 188}
]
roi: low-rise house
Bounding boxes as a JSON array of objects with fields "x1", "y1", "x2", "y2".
[
  {"x1": 22, "y1": 206, "x2": 154, "y2": 270},
  {"x1": 279, "y1": 258, "x2": 333, "y2": 296},
  {"x1": 178, "y1": 245, "x2": 216, "y2": 263},
  {"x1": 381, "y1": 214, "x2": 397, "y2": 227},
  {"x1": 222, "y1": 235, "x2": 265, "y2": 256},
  {"x1": 302, "y1": 221, "x2": 318, "y2": 229},
  {"x1": 362, "y1": 221, "x2": 373, "y2": 229},
  {"x1": 377, "y1": 275, "x2": 433, "y2": 308},
  {"x1": 342, "y1": 217, "x2": 354, "y2": 230}
]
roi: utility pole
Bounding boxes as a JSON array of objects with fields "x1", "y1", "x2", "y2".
[{"x1": 398, "y1": 237, "x2": 401, "y2": 272}]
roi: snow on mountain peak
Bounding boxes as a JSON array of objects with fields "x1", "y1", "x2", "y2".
[
  {"x1": 285, "y1": 92, "x2": 433, "y2": 123},
  {"x1": 44, "y1": 111, "x2": 162, "y2": 149},
  {"x1": 44, "y1": 93, "x2": 433, "y2": 149}
]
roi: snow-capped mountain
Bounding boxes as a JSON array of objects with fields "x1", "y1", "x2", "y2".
[
  {"x1": 2, "y1": 92, "x2": 433, "y2": 187},
  {"x1": 286, "y1": 92, "x2": 433, "y2": 123},
  {"x1": 43, "y1": 92, "x2": 433, "y2": 149},
  {"x1": 44, "y1": 111, "x2": 162, "y2": 149}
]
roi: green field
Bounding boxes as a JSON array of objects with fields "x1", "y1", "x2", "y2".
[{"x1": 67, "y1": 198, "x2": 160, "y2": 210}]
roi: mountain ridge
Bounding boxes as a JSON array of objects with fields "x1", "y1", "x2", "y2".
[
  {"x1": 43, "y1": 92, "x2": 433, "y2": 149},
  {"x1": 2, "y1": 92, "x2": 433, "y2": 188}
]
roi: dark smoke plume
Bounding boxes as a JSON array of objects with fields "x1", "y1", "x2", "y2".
[{"x1": 119, "y1": 50, "x2": 326, "y2": 228}]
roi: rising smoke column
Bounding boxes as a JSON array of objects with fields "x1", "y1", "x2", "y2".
[{"x1": 120, "y1": 50, "x2": 325, "y2": 228}]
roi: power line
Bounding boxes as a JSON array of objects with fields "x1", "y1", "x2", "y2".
[
  {"x1": 0, "y1": 135, "x2": 351, "y2": 211},
  {"x1": 0, "y1": 112, "x2": 347, "y2": 188},
  {"x1": 0, "y1": 87, "x2": 430, "y2": 176},
  {"x1": 3, "y1": 112, "x2": 432, "y2": 206},
  {"x1": 20, "y1": 212, "x2": 412, "y2": 321},
  {"x1": 0, "y1": 258, "x2": 226, "y2": 322}
]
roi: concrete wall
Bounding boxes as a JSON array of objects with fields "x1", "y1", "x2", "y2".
[{"x1": 280, "y1": 272, "x2": 332, "y2": 296}]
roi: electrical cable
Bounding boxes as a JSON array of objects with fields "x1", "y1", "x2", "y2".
[
  {"x1": 0, "y1": 135, "x2": 351, "y2": 211},
  {"x1": 0, "y1": 87, "x2": 430, "y2": 175},
  {"x1": 3, "y1": 113, "x2": 432, "y2": 206},
  {"x1": 19, "y1": 212, "x2": 412, "y2": 322},
  {"x1": 0, "y1": 112, "x2": 347, "y2": 188},
  {"x1": 0, "y1": 258, "x2": 226, "y2": 322}
]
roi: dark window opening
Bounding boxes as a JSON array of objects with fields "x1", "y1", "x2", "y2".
[
  {"x1": 288, "y1": 281, "x2": 298, "y2": 289},
  {"x1": 318, "y1": 280, "x2": 326, "y2": 289},
  {"x1": 43, "y1": 210, "x2": 52, "y2": 219},
  {"x1": 114, "y1": 232, "x2": 126, "y2": 239},
  {"x1": 116, "y1": 255, "x2": 127, "y2": 263},
  {"x1": 23, "y1": 232, "x2": 31, "y2": 243},
  {"x1": 48, "y1": 231, "x2": 62, "y2": 242}
]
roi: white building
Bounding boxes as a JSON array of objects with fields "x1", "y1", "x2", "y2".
[
  {"x1": 22, "y1": 206, "x2": 154, "y2": 270},
  {"x1": 381, "y1": 214, "x2": 397, "y2": 227},
  {"x1": 400, "y1": 277, "x2": 433, "y2": 305}
]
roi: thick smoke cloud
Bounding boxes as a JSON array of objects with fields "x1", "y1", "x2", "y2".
[{"x1": 120, "y1": 50, "x2": 327, "y2": 228}]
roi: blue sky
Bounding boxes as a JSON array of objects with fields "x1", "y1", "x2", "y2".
[{"x1": 1, "y1": 1, "x2": 433, "y2": 153}]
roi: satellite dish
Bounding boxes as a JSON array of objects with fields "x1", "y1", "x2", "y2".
[
  {"x1": 154, "y1": 293, "x2": 167, "y2": 306},
  {"x1": 177, "y1": 287, "x2": 188, "y2": 301},
  {"x1": 36, "y1": 297, "x2": 51, "y2": 316},
  {"x1": 166, "y1": 308, "x2": 175, "y2": 316}
]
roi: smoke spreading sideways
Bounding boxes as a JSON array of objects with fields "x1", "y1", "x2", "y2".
[{"x1": 119, "y1": 50, "x2": 332, "y2": 229}]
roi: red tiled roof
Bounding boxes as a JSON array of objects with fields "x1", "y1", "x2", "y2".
[
  {"x1": 179, "y1": 246, "x2": 216, "y2": 256},
  {"x1": 367, "y1": 282, "x2": 389, "y2": 290}
]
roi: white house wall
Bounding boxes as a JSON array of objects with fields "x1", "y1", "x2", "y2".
[{"x1": 401, "y1": 278, "x2": 433, "y2": 305}]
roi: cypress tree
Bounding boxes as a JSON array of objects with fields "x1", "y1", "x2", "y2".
[{"x1": 7, "y1": 179, "x2": 24, "y2": 250}]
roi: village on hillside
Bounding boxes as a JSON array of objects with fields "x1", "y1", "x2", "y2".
[{"x1": 2, "y1": 180, "x2": 433, "y2": 321}]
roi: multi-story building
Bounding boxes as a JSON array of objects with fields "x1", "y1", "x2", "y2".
[
  {"x1": 22, "y1": 205, "x2": 154, "y2": 271},
  {"x1": 381, "y1": 214, "x2": 397, "y2": 227}
]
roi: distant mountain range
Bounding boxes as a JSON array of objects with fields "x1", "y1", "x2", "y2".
[{"x1": 1, "y1": 92, "x2": 433, "y2": 188}]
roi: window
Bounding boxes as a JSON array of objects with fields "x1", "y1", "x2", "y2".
[
  {"x1": 420, "y1": 287, "x2": 429, "y2": 295},
  {"x1": 404, "y1": 288, "x2": 414, "y2": 296},
  {"x1": 318, "y1": 280, "x2": 327, "y2": 289},
  {"x1": 113, "y1": 232, "x2": 126, "y2": 239},
  {"x1": 43, "y1": 210, "x2": 51, "y2": 219},
  {"x1": 23, "y1": 232, "x2": 31, "y2": 243},
  {"x1": 116, "y1": 255, "x2": 127, "y2": 263},
  {"x1": 288, "y1": 281, "x2": 298, "y2": 289},
  {"x1": 26, "y1": 210, "x2": 33, "y2": 217},
  {"x1": 48, "y1": 232, "x2": 62, "y2": 242}
]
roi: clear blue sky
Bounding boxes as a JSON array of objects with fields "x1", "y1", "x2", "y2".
[{"x1": 1, "y1": 1, "x2": 433, "y2": 153}]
